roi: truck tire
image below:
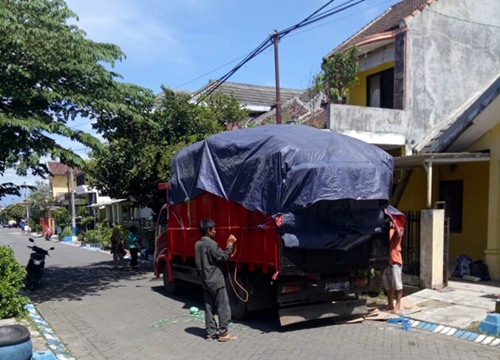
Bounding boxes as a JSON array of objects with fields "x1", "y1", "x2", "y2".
[
  {"x1": 163, "y1": 264, "x2": 177, "y2": 294},
  {"x1": 226, "y1": 273, "x2": 247, "y2": 320}
]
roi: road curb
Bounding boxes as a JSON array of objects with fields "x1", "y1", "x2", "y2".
[
  {"x1": 386, "y1": 316, "x2": 500, "y2": 347},
  {"x1": 25, "y1": 304, "x2": 75, "y2": 360}
]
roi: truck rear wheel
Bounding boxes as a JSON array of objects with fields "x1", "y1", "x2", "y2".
[
  {"x1": 226, "y1": 273, "x2": 247, "y2": 320},
  {"x1": 163, "y1": 264, "x2": 177, "y2": 294}
]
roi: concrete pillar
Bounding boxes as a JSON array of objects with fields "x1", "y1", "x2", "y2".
[
  {"x1": 117, "y1": 204, "x2": 123, "y2": 224},
  {"x1": 106, "y1": 206, "x2": 112, "y2": 225},
  {"x1": 420, "y1": 209, "x2": 445, "y2": 288},
  {"x1": 485, "y1": 157, "x2": 500, "y2": 280},
  {"x1": 111, "y1": 204, "x2": 117, "y2": 225}
]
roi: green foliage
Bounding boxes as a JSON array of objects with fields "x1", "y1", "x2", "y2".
[
  {"x1": 34, "y1": 224, "x2": 44, "y2": 233},
  {"x1": 96, "y1": 222, "x2": 113, "y2": 249},
  {"x1": 0, "y1": 246, "x2": 28, "y2": 319},
  {"x1": 0, "y1": 203, "x2": 25, "y2": 223},
  {"x1": 60, "y1": 226, "x2": 73, "y2": 238},
  {"x1": 80, "y1": 216, "x2": 95, "y2": 229},
  {"x1": 0, "y1": 0, "x2": 155, "y2": 199},
  {"x1": 54, "y1": 208, "x2": 71, "y2": 230},
  {"x1": 78, "y1": 206, "x2": 89, "y2": 217},
  {"x1": 27, "y1": 218, "x2": 37, "y2": 229},
  {"x1": 27, "y1": 181, "x2": 53, "y2": 223},
  {"x1": 88, "y1": 88, "x2": 248, "y2": 216},
  {"x1": 314, "y1": 46, "x2": 361, "y2": 103},
  {"x1": 85, "y1": 229, "x2": 98, "y2": 243}
]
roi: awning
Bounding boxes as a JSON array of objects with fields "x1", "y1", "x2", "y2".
[
  {"x1": 87, "y1": 199, "x2": 128, "y2": 209},
  {"x1": 394, "y1": 152, "x2": 490, "y2": 208},
  {"x1": 394, "y1": 152, "x2": 490, "y2": 169}
]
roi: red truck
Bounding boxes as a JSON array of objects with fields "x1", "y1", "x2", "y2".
[{"x1": 154, "y1": 124, "x2": 399, "y2": 325}]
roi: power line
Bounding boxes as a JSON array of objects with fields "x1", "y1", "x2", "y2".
[
  {"x1": 284, "y1": 0, "x2": 396, "y2": 39},
  {"x1": 174, "y1": 55, "x2": 247, "y2": 90},
  {"x1": 179, "y1": 0, "x2": 395, "y2": 93},
  {"x1": 192, "y1": 0, "x2": 366, "y2": 103}
]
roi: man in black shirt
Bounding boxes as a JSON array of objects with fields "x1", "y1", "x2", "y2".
[{"x1": 195, "y1": 219, "x2": 238, "y2": 342}]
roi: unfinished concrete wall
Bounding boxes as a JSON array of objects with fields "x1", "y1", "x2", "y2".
[{"x1": 404, "y1": 0, "x2": 500, "y2": 147}]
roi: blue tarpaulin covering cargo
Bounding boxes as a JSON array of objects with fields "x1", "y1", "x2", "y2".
[{"x1": 168, "y1": 124, "x2": 395, "y2": 249}]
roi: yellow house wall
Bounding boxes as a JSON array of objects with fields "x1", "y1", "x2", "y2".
[
  {"x1": 440, "y1": 162, "x2": 489, "y2": 260},
  {"x1": 50, "y1": 175, "x2": 77, "y2": 196},
  {"x1": 467, "y1": 122, "x2": 500, "y2": 279},
  {"x1": 349, "y1": 62, "x2": 395, "y2": 106},
  {"x1": 397, "y1": 162, "x2": 489, "y2": 261},
  {"x1": 51, "y1": 175, "x2": 69, "y2": 196},
  {"x1": 397, "y1": 169, "x2": 427, "y2": 211}
]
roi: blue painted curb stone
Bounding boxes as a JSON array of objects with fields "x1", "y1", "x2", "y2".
[
  {"x1": 25, "y1": 304, "x2": 75, "y2": 360},
  {"x1": 33, "y1": 350, "x2": 58, "y2": 360},
  {"x1": 398, "y1": 317, "x2": 500, "y2": 348},
  {"x1": 478, "y1": 313, "x2": 500, "y2": 336}
]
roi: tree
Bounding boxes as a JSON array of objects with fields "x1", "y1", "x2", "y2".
[
  {"x1": 0, "y1": 0, "x2": 154, "y2": 199},
  {"x1": 26, "y1": 181, "x2": 53, "y2": 225},
  {"x1": 88, "y1": 88, "x2": 248, "y2": 215},
  {"x1": 53, "y1": 207, "x2": 71, "y2": 231},
  {"x1": 0, "y1": 203, "x2": 25, "y2": 223},
  {"x1": 314, "y1": 46, "x2": 360, "y2": 103}
]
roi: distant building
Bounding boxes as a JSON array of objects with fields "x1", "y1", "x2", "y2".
[{"x1": 159, "y1": 80, "x2": 327, "y2": 128}]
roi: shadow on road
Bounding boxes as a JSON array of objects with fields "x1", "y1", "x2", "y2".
[
  {"x1": 148, "y1": 283, "x2": 339, "y2": 335},
  {"x1": 24, "y1": 260, "x2": 154, "y2": 303}
]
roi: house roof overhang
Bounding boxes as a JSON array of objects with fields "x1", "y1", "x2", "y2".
[
  {"x1": 87, "y1": 199, "x2": 128, "y2": 208},
  {"x1": 395, "y1": 152, "x2": 490, "y2": 209},
  {"x1": 394, "y1": 152, "x2": 490, "y2": 169},
  {"x1": 350, "y1": 29, "x2": 403, "y2": 54}
]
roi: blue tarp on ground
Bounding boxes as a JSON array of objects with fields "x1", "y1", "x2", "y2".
[{"x1": 169, "y1": 124, "x2": 394, "y2": 216}]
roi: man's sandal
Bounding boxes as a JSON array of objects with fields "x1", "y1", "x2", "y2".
[
  {"x1": 217, "y1": 333, "x2": 237, "y2": 342},
  {"x1": 206, "y1": 335, "x2": 218, "y2": 341}
]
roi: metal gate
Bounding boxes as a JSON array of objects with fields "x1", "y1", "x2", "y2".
[
  {"x1": 402, "y1": 211, "x2": 420, "y2": 276},
  {"x1": 443, "y1": 217, "x2": 450, "y2": 285},
  {"x1": 400, "y1": 211, "x2": 450, "y2": 279}
]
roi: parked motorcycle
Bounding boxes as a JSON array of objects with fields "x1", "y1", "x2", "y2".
[{"x1": 25, "y1": 238, "x2": 54, "y2": 291}]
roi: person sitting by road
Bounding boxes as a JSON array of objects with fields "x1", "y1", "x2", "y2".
[{"x1": 194, "y1": 219, "x2": 238, "y2": 342}]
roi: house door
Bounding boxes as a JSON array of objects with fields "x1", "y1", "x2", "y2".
[{"x1": 367, "y1": 68, "x2": 394, "y2": 109}]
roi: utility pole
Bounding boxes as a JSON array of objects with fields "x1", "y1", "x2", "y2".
[
  {"x1": 69, "y1": 168, "x2": 77, "y2": 236},
  {"x1": 23, "y1": 181, "x2": 29, "y2": 221},
  {"x1": 273, "y1": 30, "x2": 282, "y2": 124}
]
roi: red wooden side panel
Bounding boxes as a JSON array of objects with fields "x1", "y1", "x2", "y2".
[{"x1": 167, "y1": 193, "x2": 280, "y2": 274}]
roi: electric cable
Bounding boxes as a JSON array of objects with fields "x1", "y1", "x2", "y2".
[
  {"x1": 192, "y1": 0, "x2": 366, "y2": 104},
  {"x1": 282, "y1": 0, "x2": 396, "y2": 40},
  {"x1": 227, "y1": 240, "x2": 250, "y2": 303}
]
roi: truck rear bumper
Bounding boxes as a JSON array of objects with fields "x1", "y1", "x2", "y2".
[{"x1": 278, "y1": 298, "x2": 367, "y2": 326}]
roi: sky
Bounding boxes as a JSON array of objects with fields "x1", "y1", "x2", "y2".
[{"x1": 1, "y1": 0, "x2": 401, "y2": 206}]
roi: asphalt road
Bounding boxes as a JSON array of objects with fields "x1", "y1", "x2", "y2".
[{"x1": 2, "y1": 227, "x2": 499, "y2": 360}]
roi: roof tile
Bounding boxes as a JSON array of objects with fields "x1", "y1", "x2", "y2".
[
  {"x1": 47, "y1": 161, "x2": 81, "y2": 176},
  {"x1": 329, "y1": 0, "x2": 432, "y2": 55}
]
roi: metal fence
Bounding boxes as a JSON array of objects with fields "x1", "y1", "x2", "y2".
[{"x1": 402, "y1": 211, "x2": 420, "y2": 276}]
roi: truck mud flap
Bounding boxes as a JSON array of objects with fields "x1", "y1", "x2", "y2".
[{"x1": 279, "y1": 299, "x2": 367, "y2": 326}]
